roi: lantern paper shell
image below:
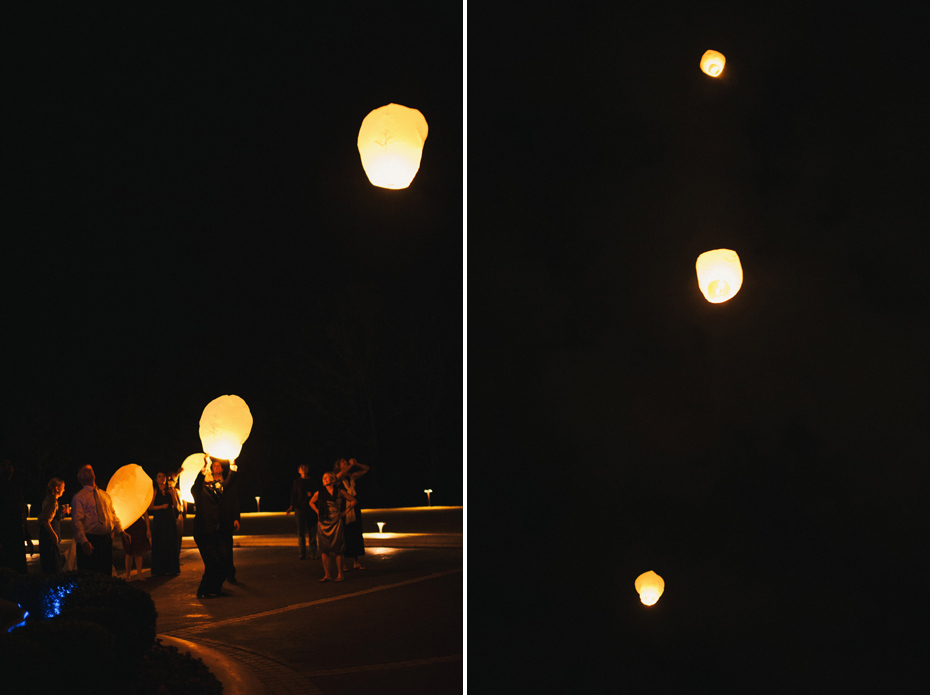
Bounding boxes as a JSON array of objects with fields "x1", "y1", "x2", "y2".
[
  {"x1": 357, "y1": 103, "x2": 429, "y2": 190},
  {"x1": 105, "y1": 464, "x2": 154, "y2": 530},
  {"x1": 700, "y1": 50, "x2": 726, "y2": 77},
  {"x1": 696, "y1": 249, "x2": 743, "y2": 303},
  {"x1": 635, "y1": 570, "x2": 666, "y2": 606},
  {"x1": 179, "y1": 453, "x2": 208, "y2": 504},
  {"x1": 199, "y1": 395, "x2": 253, "y2": 461}
]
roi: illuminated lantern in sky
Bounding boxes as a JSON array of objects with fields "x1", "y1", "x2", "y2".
[
  {"x1": 357, "y1": 103, "x2": 429, "y2": 190},
  {"x1": 696, "y1": 249, "x2": 743, "y2": 303},
  {"x1": 179, "y1": 453, "x2": 208, "y2": 504},
  {"x1": 199, "y1": 394, "x2": 253, "y2": 461},
  {"x1": 700, "y1": 50, "x2": 726, "y2": 77},
  {"x1": 635, "y1": 570, "x2": 666, "y2": 606},
  {"x1": 106, "y1": 464, "x2": 154, "y2": 529}
]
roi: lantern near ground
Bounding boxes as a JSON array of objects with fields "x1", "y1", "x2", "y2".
[
  {"x1": 179, "y1": 453, "x2": 208, "y2": 504},
  {"x1": 199, "y1": 395, "x2": 253, "y2": 461},
  {"x1": 635, "y1": 570, "x2": 665, "y2": 606},
  {"x1": 357, "y1": 103, "x2": 429, "y2": 190},
  {"x1": 696, "y1": 249, "x2": 743, "y2": 303},
  {"x1": 700, "y1": 50, "x2": 726, "y2": 77},
  {"x1": 106, "y1": 464, "x2": 154, "y2": 529}
]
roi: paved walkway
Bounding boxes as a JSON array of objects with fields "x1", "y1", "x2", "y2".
[
  {"x1": 147, "y1": 534, "x2": 462, "y2": 694},
  {"x1": 25, "y1": 509, "x2": 464, "y2": 695}
]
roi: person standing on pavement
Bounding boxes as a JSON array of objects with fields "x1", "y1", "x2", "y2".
[
  {"x1": 192, "y1": 456, "x2": 232, "y2": 598},
  {"x1": 285, "y1": 464, "x2": 318, "y2": 560},
  {"x1": 216, "y1": 460, "x2": 240, "y2": 583},
  {"x1": 309, "y1": 472, "x2": 356, "y2": 582},
  {"x1": 334, "y1": 458, "x2": 369, "y2": 570},
  {"x1": 70, "y1": 465, "x2": 131, "y2": 576},
  {"x1": 38, "y1": 477, "x2": 67, "y2": 574},
  {"x1": 150, "y1": 472, "x2": 180, "y2": 576}
]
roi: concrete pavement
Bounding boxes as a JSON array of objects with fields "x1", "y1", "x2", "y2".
[{"x1": 25, "y1": 507, "x2": 464, "y2": 695}]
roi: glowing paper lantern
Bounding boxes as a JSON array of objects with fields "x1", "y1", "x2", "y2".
[
  {"x1": 696, "y1": 249, "x2": 743, "y2": 303},
  {"x1": 635, "y1": 570, "x2": 665, "y2": 606},
  {"x1": 105, "y1": 464, "x2": 154, "y2": 529},
  {"x1": 199, "y1": 394, "x2": 253, "y2": 461},
  {"x1": 357, "y1": 103, "x2": 429, "y2": 190},
  {"x1": 179, "y1": 453, "x2": 208, "y2": 504},
  {"x1": 700, "y1": 50, "x2": 726, "y2": 77}
]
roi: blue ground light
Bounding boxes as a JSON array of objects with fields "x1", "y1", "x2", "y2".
[
  {"x1": 8, "y1": 608, "x2": 28, "y2": 632},
  {"x1": 42, "y1": 580, "x2": 77, "y2": 620}
]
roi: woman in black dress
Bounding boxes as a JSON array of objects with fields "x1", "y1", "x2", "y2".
[
  {"x1": 334, "y1": 458, "x2": 369, "y2": 570},
  {"x1": 150, "y1": 472, "x2": 180, "y2": 576},
  {"x1": 38, "y1": 477, "x2": 66, "y2": 574},
  {"x1": 309, "y1": 472, "x2": 356, "y2": 582}
]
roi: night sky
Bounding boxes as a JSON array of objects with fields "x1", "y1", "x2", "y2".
[
  {"x1": 470, "y1": 5, "x2": 929, "y2": 690},
  {"x1": 1, "y1": 6, "x2": 463, "y2": 511}
]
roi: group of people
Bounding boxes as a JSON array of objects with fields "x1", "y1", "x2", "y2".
[
  {"x1": 45, "y1": 464, "x2": 185, "y2": 579},
  {"x1": 2, "y1": 454, "x2": 370, "y2": 598},
  {"x1": 288, "y1": 457, "x2": 368, "y2": 582}
]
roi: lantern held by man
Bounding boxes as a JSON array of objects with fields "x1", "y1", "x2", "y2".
[
  {"x1": 357, "y1": 103, "x2": 429, "y2": 190},
  {"x1": 700, "y1": 50, "x2": 726, "y2": 77},
  {"x1": 106, "y1": 464, "x2": 155, "y2": 530},
  {"x1": 696, "y1": 249, "x2": 743, "y2": 303},
  {"x1": 199, "y1": 395, "x2": 253, "y2": 462},
  {"x1": 635, "y1": 570, "x2": 666, "y2": 606},
  {"x1": 179, "y1": 453, "x2": 209, "y2": 505}
]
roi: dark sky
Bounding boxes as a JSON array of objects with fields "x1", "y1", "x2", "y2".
[
  {"x1": 1, "y1": 6, "x2": 463, "y2": 511},
  {"x1": 469, "y1": 5, "x2": 929, "y2": 689}
]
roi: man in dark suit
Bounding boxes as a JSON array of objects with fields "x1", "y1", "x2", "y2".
[{"x1": 191, "y1": 456, "x2": 234, "y2": 598}]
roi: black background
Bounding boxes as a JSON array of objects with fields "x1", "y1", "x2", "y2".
[
  {"x1": 1, "y1": 5, "x2": 463, "y2": 511},
  {"x1": 469, "y1": 4, "x2": 929, "y2": 690}
]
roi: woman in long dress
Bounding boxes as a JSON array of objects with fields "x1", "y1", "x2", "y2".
[
  {"x1": 150, "y1": 472, "x2": 180, "y2": 576},
  {"x1": 121, "y1": 510, "x2": 151, "y2": 581},
  {"x1": 309, "y1": 472, "x2": 356, "y2": 582},
  {"x1": 334, "y1": 458, "x2": 369, "y2": 570},
  {"x1": 38, "y1": 478, "x2": 66, "y2": 574}
]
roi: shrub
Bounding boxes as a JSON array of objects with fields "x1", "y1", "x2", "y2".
[
  {"x1": 1, "y1": 618, "x2": 117, "y2": 688},
  {"x1": 41, "y1": 571, "x2": 157, "y2": 672}
]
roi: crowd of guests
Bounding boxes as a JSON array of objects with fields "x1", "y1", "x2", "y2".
[{"x1": 0, "y1": 456, "x2": 370, "y2": 599}]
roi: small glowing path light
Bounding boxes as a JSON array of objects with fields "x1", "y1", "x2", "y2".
[
  {"x1": 635, "y1": 570, "x2": 666, "y2": 606},
  {"x1": 700, "y1": 50, "x2": 726, "y2": 77},
  {"x1": 255, "y1": 496, "x2": 261, "y2": 513},
  {"x1": 377, "y1": 522, "x2": 385, "y2": 533},
  {"x1": 199, "y1": 394, "x2": 253, "y2": 462},
  {"x1": 696, "y1": 249, "x2": 743, "y2": 303},
  {"x1": 424, "y1": 489, "x2": 433, "y2": 507},
  {"x1": 106, "y1": 464, "x2": 155, "y2": 529},
  {"x1": 357, "y1": 103, "x2": 429, "y2": 190}
]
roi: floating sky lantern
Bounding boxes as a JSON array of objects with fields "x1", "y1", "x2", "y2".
[
  {"x1": 635, "y1": 570, "x2": 666, "y2": 606},
  {"x1": 199, "y1": 394, "x2": 253, "y2": 461},
  {"x1": 700, "y1": 50, "x2": 726, "y2": 77},
  {"x1": 357, "y1": 103, "x2": 429, "y2": 190},
  {"x1": 106, "y1": 464, "x2": 154, "y2": 529},
  {"x1": 179, "y1": 453, "x2": 208, "y2": 504},
  {"x1": 696, "y1": 249, "x2": 743, "y2": 303}
]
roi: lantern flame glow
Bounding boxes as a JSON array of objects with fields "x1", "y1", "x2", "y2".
[
  {"x1": 696, "y1": 249, "x2": 743, "y2": 303},
  {"x1": 199, "y1": 395, "x2": 253, "y2": 462},
  {"x1": 635, "y1": 570, "x2": 665, "y2": 606},
  {"x1": 700, "y1": 50, "x2": 726, "y2": 77},
  {"x1": 105, "y1": 464, "x2": 155, "y2": 530},
  {"x1": 357, "y1": 103, "x2": 429, "y2": 190},
  {"x1": 179, "y1": 453, "x2": 208, "y2": 504}
]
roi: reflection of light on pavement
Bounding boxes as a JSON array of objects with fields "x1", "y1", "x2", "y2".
[{"x1": 363, "y1": 547, "x2": 400, "y2": 557}]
